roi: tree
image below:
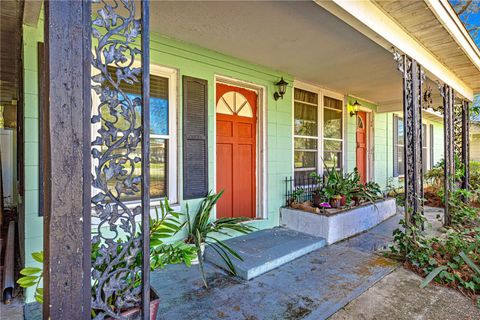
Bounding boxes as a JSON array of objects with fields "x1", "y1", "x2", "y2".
[{"x1": 450, "y1": 0, "x2": 480, "y2": 44}]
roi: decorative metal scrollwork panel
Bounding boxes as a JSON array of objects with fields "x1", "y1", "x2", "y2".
[
  {"x1": 439, "y1": 84, "x2": 455, "y2": 226},
  {"x1": 90, "y1": 0, "x2": 150, "y2": 318},
  {"x1": 453, "y1": 102, "x2": 463, "y2": 160},
  {"x1": 393, "y1": 49, "x2": 425, "y2": 222},
  {"x1": 461, "y1": 101, "x2": 470, "y2": 191}
]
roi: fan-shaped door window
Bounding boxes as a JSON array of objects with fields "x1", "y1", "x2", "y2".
[
  {"x1": 357, "y1": 115, "x2": 365, "y2": 129},
  {"x1": 217, "y1": 91, "x2": 253, "y2": 117}
]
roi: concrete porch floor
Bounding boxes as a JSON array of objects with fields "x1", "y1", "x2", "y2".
[{"x1": 151, "y1": 214, "x2": 403, "y2": 320}]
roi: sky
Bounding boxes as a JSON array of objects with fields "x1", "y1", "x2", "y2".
[
  {"x1": 447, "y1": 1, "x2": 480, "y2": 111},
  {"x1": 448, "y1": 0, "x2": 480, "y2": 47}
]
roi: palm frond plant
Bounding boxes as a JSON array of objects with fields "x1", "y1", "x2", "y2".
[{"x1": 185, "y1": 191, "x2": 256, "y2": 288}]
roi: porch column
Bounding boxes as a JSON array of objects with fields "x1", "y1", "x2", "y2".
[
  {"x1": 440, "y1": 84, "x2": 455, "y2": 226},
  {"x1": 461, "y1": 100, "x2": 470, "y2": 191},
  {"x1": 393, "y1": 51, "x2": 425, "y2": 224},
  {"x1": 44, "y1": 1, "x2": 91, "y2": 318}
]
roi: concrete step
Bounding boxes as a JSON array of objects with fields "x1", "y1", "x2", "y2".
[{"x1": 204, "y1": 227, "x2": 326, "y2": 280}]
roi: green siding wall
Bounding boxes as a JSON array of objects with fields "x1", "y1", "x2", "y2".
[
  {"x1": 346, "y1": 94, "x2": 445, "y2": 192},
  {"x1": 22, "y1": 26, "x2": 293, "y2": 300},
  {"x1": 149, "y1": 35, "x2": 293, "y2": 235},
  {"x1": 23, "y1": 16, "x2": 44, "y2": 303},
  {"x1": 431, "y1": 120, "x2": 444, "y2": 166},
  {"x1": 345, "y1": 97, "x2": 392, "y2": 190}
]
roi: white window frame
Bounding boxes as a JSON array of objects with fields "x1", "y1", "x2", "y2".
[
  {"x1": 91, "y1": 64, "x2": 178, "y2": 207},
  {"x1": 394, "y1": 116, "x2": 432, "y2": 177},
  {"x1": 394, "y1": 115, "x2": 405, "y2": 178},
  {"x1": 322, "y1": 89, "x2": 345, "y2": 174},
  {"x1": 292, "y1": 81, "x2": 345, "y2": 179}
]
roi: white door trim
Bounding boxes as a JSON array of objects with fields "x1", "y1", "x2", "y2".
[{"x1": 213, "y1": 75, "x2": 268, "y2": 219}]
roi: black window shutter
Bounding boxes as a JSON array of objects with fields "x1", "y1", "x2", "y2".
[
  {"x1": 183, "y1": 76, "x2": 208, "y2": 200},
  {"x1": 393, "y1": 115, "x2": 399, "y2": 177}
]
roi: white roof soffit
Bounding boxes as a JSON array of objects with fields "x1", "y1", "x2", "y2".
[
  {"x1": 315, "y1": 0, "x2": 474, "y2": 102},
  {"x1": 426, "y1": 0, "x2": 480, "y2": 72}
]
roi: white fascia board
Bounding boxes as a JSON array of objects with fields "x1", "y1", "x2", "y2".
[
  {"x1": 426, "y1": 0, "x2": 480, "y2": 72},
  {"x1": 315, "y1": 0, "x2": 474, "y2": 101}
]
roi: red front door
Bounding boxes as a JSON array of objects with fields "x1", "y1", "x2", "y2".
[
  {"x1": 356, "y1": 112, "x2": 367, "y2": 184},
  {"x1": 216, "y1": 83, "x2": 257, "y2": 219}
]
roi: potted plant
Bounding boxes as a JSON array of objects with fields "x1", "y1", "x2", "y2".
[
  {"x1": 184, "y1": 191, "x2": 256, "y2": 288},
  {"x1": 323, "y1": 165, "x2": 349, "y2": 208},
  {"x1": 18, "y1": 199, "x2": 196, "y2": 319},
  {"x1": 349, "y1": 169, "x2": 383, "y2": 206},
  {"x1": 289, "y1": 187, "x2": 305, "y2": 206},
  {"x1": 309, "y1": 172, "x2": 325, "y2": 207}
]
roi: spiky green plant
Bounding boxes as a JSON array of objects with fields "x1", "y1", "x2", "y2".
[{"x1": 185, "y1": 191, "x2": 256, "y2": 288}]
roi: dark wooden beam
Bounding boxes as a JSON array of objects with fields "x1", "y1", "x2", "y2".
[
  {"x1": 43, "y1": 1, "x2": 91, "y2": 318},
  {"x1": 461, "y1": 100, "x2": 470, "y2": 191},
  {"x1": 141, "y1": 0, "x2": 151, "y2": 318}
]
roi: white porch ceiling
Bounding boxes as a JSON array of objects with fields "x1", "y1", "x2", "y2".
[{"x1": 150, "y1": 0, "x2": 404, "y2": 107}]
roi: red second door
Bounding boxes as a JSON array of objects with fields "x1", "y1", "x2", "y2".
[
  {"x1": 216, "y1": 83, "x2": 257, "y2": 219},
  {"x1": 356, "y1": 112, "x2": 367, "y2": 184}
]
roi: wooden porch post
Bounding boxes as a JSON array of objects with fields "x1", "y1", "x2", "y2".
[
  {"x1": 43, "y1": 1, "x2": 91, "y2": 318},
  {"x1": 441, "y1": 84, "x2": 455, "y2": 226},
  {"x1": 393, "y1": 51, "x2": 425, "y2": 225}
]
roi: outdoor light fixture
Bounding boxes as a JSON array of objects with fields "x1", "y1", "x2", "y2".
[
  {"x1": 273, "y1": 77, "x2": 288, "y2": 101},
  {"x1": 350, "y1": 100, "x2": 361, "y2": 117}
]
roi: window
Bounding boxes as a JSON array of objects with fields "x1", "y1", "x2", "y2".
[
  {"x1": 422, "y1": 124, "x2": 428, "y2": 173},
  {"x1": 293, "y1": 86, "x2": 345, "y2": 183},
  {"x1": 430, "y1": 124, "x2": 435, "y2": 168},
  {"x1": 323, "y1": 96, "x2": 343, "y2": 172},
  {"x1": 93, "y1": 65, "x2": 177, "y2": 203},
  {"x1": 393, "y1": 116, "x2": 405, "y2": 176},
  {"x1": 294, "y1": 88, "x2": 319, "y2": 182}
]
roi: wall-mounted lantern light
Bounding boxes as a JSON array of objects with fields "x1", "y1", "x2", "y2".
[
  {"x1": 350, "y1": 100, "x2": 361, "y2": 117},
  {"x1": 273, "y1": 77, "x2": 288, "y2": 101}
]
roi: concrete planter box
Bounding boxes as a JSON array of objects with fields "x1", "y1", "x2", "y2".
[{"x1": 280, "y1": 198, "x2": 396, "y2": 244}]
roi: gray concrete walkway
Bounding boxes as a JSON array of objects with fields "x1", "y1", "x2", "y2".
[
  {"x1": 151, "y1": 214, "x2": 402, "y2": 320},
  {"x1": 331, "y1": 267, "x2": 480, "y2": 320}
]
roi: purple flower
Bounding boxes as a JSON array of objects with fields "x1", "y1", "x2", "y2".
[{"x1": 319, "y1": 202, "x2": 331, "y2": 208}]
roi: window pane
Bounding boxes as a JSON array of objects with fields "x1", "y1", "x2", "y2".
[
  {"x1": 397, "y1": 118, "x2": 404, "y2": 145},
  {"x1": 294, "y1": 137, "x2": 317, "y2": 150},
  {"x1": 295, "y1": 88, "x2": 318, "y2": 105},
  {"x1": 294, "y1": 170, "x2": 316, "y2": 186},
  {"x1": 398, "y1": 146, "x2": 405, "y2": 175},
  {"x1": 324, "y1": 96, "x2": 342, "y2": 110},
  {"x1": 99, "y1": 138, "x2": 167, "y2": 201},
  {"x1": 294, "y1": 151, "x2": 317, "y2": 169},
  {"x1": 294, "y1": 102, "x2": 317, "y2": 136},
  {"x1": 422, "y1": 148, "x2": 427, "y2": 173},
  {"x1": 324, "y1": 140, "x2": 342, "y2": 152},
  {"x1": 323, "y1": 151, "x2": 342, "y2": 170},
  {"x1": 106, "y1": 66, "x2": 169, "y2": 135},
  {"x1": 324, "y1": 108, "x2": 342, "y2": 139},
  {"x1": 422, "y1": 124, "x2": 427, "y2": 145}
]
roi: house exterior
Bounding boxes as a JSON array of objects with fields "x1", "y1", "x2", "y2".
[
  {"x1": 472, "y1": 120, "x2": 480, "y2": 161},
  {"x1": 2, "y1": 0, "x2": 477, "y2": 309}
]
